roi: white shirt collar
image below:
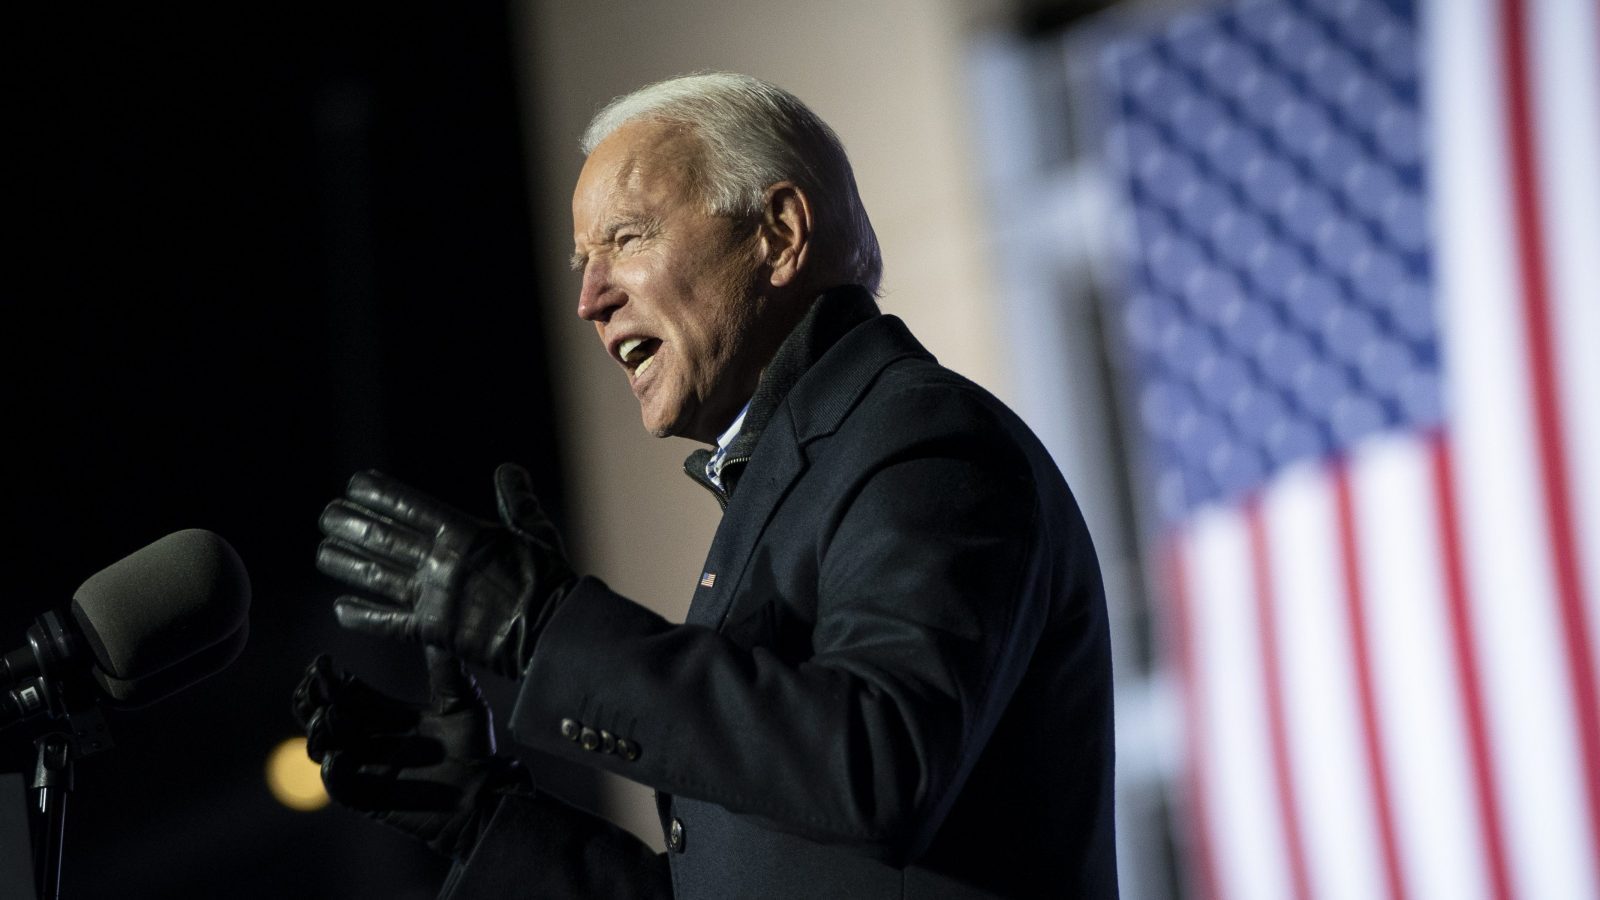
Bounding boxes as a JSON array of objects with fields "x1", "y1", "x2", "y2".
[{"x1": 706, "y1": 400, "x2": 752, "y2": 489}]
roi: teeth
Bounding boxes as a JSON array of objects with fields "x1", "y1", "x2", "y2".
[
  {"x1": 634, "y1": 355, "x2": 656, "y2": 379},
  {"x1": 620, "y1": 338, "x2": 647, "y2": 363}
]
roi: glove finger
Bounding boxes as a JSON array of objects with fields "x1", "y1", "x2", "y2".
[
  {"x1": 305, "y1": 707, "x2": 332, "y2": 762},
  {"x1": 297, "y1": 654, "x2": 424, "y2": 736},
  {"x1": 317, "y1": 539, "x2": 417, "y2": 603},
  {"x1": 333, "y1": 594, "x2": 418, "y2": 641},
  {"x1": 319, "y1": 499, "x2": 431, "y2": 569},
  {"x1": 291, "y1": 653, "x2": 340, "y2": 728},
  {"x1": 346, "y1": 470, "x2": 470, "y2": 535},
  {"x1": 494, "y1": 463, "x2": 565, "y2": 550},
  {"x1": 423, "y1": 647, "x2": 484, "y2": 716}
]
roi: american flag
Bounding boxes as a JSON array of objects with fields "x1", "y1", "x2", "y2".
[{"x1": 1090, "y1": 0, "x2": 1599, "y2": 898}]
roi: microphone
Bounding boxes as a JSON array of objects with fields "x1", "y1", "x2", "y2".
[{"x1": 1, "y1": 529, "x2": 251, "y2": 726}]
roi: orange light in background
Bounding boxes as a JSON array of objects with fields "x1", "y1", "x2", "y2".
[{"x1": 266, "y1": 736, "x2": 328, "y2": 811}]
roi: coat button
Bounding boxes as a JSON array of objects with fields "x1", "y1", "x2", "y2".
[
  {"x1": 616, "y1": 738, "x2": 639, "y2": 761},
  {"x1": 559, "y1": 718, "x2": 579, "y2": 741},
  {"x1": 579, "y1": 727, "x2": 600, "y2": 751},
  {"x1": 599, "y1": 730, "x2": 616, "y2": 754},
  {"x1": 667, "y1": 817, "x2": 685, "y2": 853}
]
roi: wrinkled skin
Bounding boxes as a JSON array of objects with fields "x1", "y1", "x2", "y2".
[{"x1": 571, "y1": 119, "x2": 813, "y2": 443}]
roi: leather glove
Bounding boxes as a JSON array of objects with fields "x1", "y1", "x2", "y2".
[
  {"x1": 316, "y1": 463, "x2": 577, "y2": 678},
  {"x1": 291, "y1": 649, "x2": 528, "y2": 859}
]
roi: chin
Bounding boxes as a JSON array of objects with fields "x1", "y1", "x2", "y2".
[
  {"x1": 641, "y1": 406, "x2": 711, "y2": 443},
  {"x1": 639, "y1": 404, "x2": 685, "y2": 440}
]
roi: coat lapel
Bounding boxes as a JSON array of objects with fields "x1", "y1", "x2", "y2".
[
  {"x1": 684, "y1": 314, "x2": 933, "y2": 632},
  {"x1": 685, "y1": 409, "x2": 804, "y2": 629}
]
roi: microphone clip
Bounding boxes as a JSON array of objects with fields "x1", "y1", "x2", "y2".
[
  {"x1": 2, "y1": 612, "x2": 115, "y2": 760},
  {"x1": 4, "y1": 611, "x2": 77, "y2": 723}
]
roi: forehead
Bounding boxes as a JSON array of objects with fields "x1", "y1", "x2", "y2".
[{"x1": 573, "y1": 121, "x2": 703, "y2": 224}]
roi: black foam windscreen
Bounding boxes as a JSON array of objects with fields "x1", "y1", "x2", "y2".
[{"x1": 68, "y1": 529, "x2": 250, "y2": 683}]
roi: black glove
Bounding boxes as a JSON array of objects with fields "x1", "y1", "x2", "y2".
[
  {"x1": 291, "y1": 649, "x2": 528, "y2": 859},
  {"x1": 316, "y1": 463, "x2": 577, "y2": 678}
]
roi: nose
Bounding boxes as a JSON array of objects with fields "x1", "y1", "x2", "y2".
[{"x1": 576, "y1": 261, "x2": 624, "y2": 323}]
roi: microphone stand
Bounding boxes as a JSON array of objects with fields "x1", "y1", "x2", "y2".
[
  {"x1": 6, "y1": 611, "x2": 114, "y2": 900},
  {"x1": 31, "y1": 733, "x2": 70, "y2": 900},
  {"x1": 21, "y1": 701, "x2": 109, "y2": 900}
]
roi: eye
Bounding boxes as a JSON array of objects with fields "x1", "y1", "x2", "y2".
[{"x1": 617, "y1": 232, "x2": 640, "y2": 248}]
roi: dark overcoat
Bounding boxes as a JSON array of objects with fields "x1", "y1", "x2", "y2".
[{"x1": 442, "y1": 290, "x2": 1118, "y2": 898}]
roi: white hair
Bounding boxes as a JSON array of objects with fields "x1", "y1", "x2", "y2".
[{"x1": 582, "y1": 72, "x2": 883, "y2": 294}]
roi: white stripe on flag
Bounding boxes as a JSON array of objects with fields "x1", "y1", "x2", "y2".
[
  {"x1": 1428, "y1": 0, "x2": 1600, "y2": 896},
  {"x1": 1188, "y1": 508, "x2": 1292, "y2": 900},
  {"x1": 1535, "y1": 0, "x2": 1600, "y2": 715},
  {"x1": 1262, "y1": 462, "x2": 1389, "y2": 900},
  {"x1": 1347, "y1": 436, "x2": 1492, "y2": 900}
]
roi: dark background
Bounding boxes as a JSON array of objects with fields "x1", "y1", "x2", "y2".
[{"x1": 6, "y1": 4, "x2": 568, "y2": 896}]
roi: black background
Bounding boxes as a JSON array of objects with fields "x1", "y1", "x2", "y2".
[{"x1": 7, "y1": 4, "x2": 569, "y2": 896}]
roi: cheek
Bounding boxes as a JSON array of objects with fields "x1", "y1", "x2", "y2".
[
  {"x1": 617, "y1": 256, "x2": 693, "y2": 319},
  {"x1": 610, "y1": 259, "x2": 652, "y2": 300}
]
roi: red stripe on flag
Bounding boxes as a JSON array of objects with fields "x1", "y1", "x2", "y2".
[
  {"x1": 1333, "y1": 464, "x2": 1410, "y2": 900},
  {"x1": 1430, "y1": 435, "x2": 1515, "y2": 900},
  {"x1": 1163, "y1": 536, "x2": 1222, "y2": 900},
  {"x1": 1246, "y1": 501, "x2": 1314, "y2": 900},
  {"x1": 1498, "y1": 0, "x2": 1600, "y2": 862}
]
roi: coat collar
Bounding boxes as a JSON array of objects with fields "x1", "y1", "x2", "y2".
[
  {"x1": 683, "y1": 285, "x2": 933, "y2": 503},
  {"x1": 782, "y1": 309, "x2": 932, "y2": 445}
]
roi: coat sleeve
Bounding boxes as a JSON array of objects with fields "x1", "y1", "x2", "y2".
[
  {"x1": 507, "y1": 384, "x2": 1056, "y2": 863},
  {"x1": 438, "y1": 790, "x2": 671, "y2": 899}
]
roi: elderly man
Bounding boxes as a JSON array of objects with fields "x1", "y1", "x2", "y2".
[{"x1": 295, "y1": 73, "x2": 1117, "y2": 898}]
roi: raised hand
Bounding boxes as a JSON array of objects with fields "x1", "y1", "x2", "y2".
[{"x1": 316, "y1": 463, "x2": 576, "y2": 678}]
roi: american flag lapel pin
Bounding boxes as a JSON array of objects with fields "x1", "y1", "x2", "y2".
[{"x1": 699, "y1": 571, "x2": 716, "y2": 588}]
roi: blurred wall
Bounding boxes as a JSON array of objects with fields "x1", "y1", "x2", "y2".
[{"x1": 509, "y1": 0, "x2": 1009, "y2": 847}]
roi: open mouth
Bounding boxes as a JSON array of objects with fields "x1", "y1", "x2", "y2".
[{"x1": 618, "y1": 337, "x2": 662, "y2": 380}]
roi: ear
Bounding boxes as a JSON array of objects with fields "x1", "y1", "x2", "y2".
[{"x1": 757, "y1": 182, "x2": 813, "y2": 289}]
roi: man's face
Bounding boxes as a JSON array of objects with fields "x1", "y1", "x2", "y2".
[{"x1": 571, "y1": 121, "x2": 777, "y2": 444}]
